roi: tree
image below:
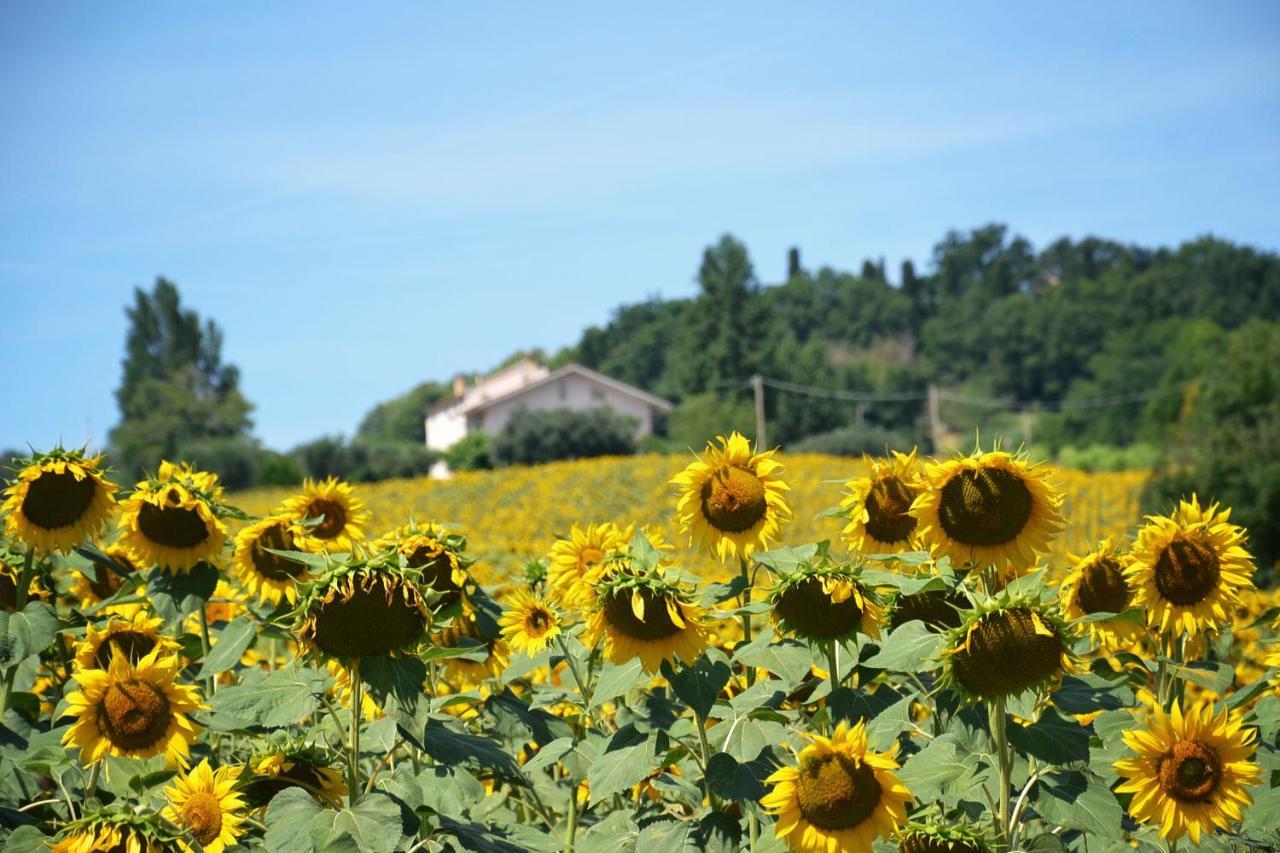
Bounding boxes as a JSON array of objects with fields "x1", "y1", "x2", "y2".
[
  {"x1": 109, "y1": 279, "x2": 253, "y2": 479},
  {"x1": 491, "y1": 408, "x2": 637, "y2": 466},
  {"x1": 357, "y1": 381, "x2": 450, "y2": 444}
]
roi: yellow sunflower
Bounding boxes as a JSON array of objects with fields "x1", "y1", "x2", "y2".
[
  {"x1": 1059, "y1": 538, "x2": 1143, "y2": 650},
  {"x1": 295, "y1": 557, "x2": 429, "y2": 661},
  {"x1": 770, "y1": 561, "x2": 884, "y2": 644},
  {"x1": 911, "y1": 448, "x2": 1064, "y2": 570},
  {"x1": 0, "y1": 557, "x2": 52, "y2": 611},
  {"x1": 940, "y1": 597, "x2": 1071, "y2": 702},
  {"x1": 63, "y1": 647, "x2": 204, "y2": 766},
  {"x1": 585, "y1": 571, "x2": 709, "y2": 673},
  {"x1": 391, "y1": 531, "x2": 468, "y2": 608},
  {"x1": 840, "y1": 449, "x2": 923, "y2": 554},
  {"x1": 1115, "y1": 696, "x2": 1261, "y2": 844},
  {"x1": 762, "y1": 720, "x2": 912, "y2": 853},
  {"x1": 72, "y1": 543, "x2": 146, "y2": 617},
  {"x1": 157, "y1": 459, "x2": 225, "y2": 501},
  {"x1": 546, "y1": 522, "x2": 625, "y2": 609},
  {"x1": 233, "y1": 516, "x2": 309, "y2": 605},
  {"x1": 161, "y1": 759, "x2": 248, "y2": 853},
  {"x1": 246, "y1": 750, "x2": 348, "y2": 808},
  {"x1": 1125, "y1": 495, "x2": 1255, "y2": 639},
  {"x1": 671, "y1": 432, "x2": 792, "y2": 562},
  {"x1": 52, "y1": 812, "x2": 178, "y2": 853},
  {"x1": 2, "y1": 448, "x2": 117, "y2": 554},
  {"x1": 282, "y1": 477, "x2": 369, "y2": 552},
  {"x1": 499, "y1": 589, "x2": 562, "y2": 656},
  {"x1": 74, "y1": 611, "x2": 182, "y2": 672},
  {"x1": 440, "y1": 629, "x2": 510, "y2": 688},
  {"x1": 118, "y1": 473, "x2": 227, "y2": 572},
  {"x1": 326, "y1": 660, "x2": 384, "y2": 721}
]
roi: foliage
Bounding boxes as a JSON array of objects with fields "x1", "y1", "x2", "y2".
[
  {"x1": 491, "y1": 407, "x2": 638, "y2": 466},
  {"x1": 788, "y1": 423, "x2": 915, "y2": 457},
  {"x1": 290, "y1": 436, "x2": 438, "y2": 483},
  {"x1": 443, "y1": 432, "x2": 493, "y2": 472},
  {"x1": 356, "y1": 381, "x2": 450, "y2": 445}
]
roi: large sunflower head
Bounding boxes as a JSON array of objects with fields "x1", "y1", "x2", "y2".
[
  {"x1": 117, "y1": 464, "x2": 228, "y2": 573},
  {"x1": 546, "y1": 522, "x2": 626, "y2": 610},
  {"x1": 74, "y1": 611, "x2": 182, "y2": 671},
  {"x1": 671, "y1": 432, "x2": 792, "y2": 562},
  {"x1": 770, "y1": 555, "x2": 884, "y2": 645},
  {"x1": 585, "y1": 564, "x2": 709, "y2": 673},
  {"x1": 161, "y1": 759, "x2": 248, "y2": 853},
  {"x1": 939, "y1": 593, "x2": 1072, "y2": 703},
  {"x1": 245, "y1": 746, "x2": 348, "y2": 808},
  {"x1": 282, "y1": 477, "x2": 369, "y2": 552},
  {"x1": 841, "y1": 449, "x2": 924, "y2": 555},
  {"x1": 911, "y1": 448, "x2": 1065, "y2": 570},
  {"x1": 2, "y1": 447, "x2": 117, "y2": 554},
  {"x1": 53, "y1": 809, "x2": 181, "y2": 853},
  {"x1": 1125, "y1": 495, "x2": 1255, "y2": 639},
  {"x1": 1059, "y1": 538, "x2": 1143, "y2": 650},
  {"x1": 233, "y1": 515, "x2": 310, "y2": 605},
  {"x1": 62, "y1": 646, "x2": 204, "y2": 766},
  {"x1": 499, "y1": 588, "x2": 563, "y2": 657},
  {"x1": 1115, "y1": 696, "x2": 1262, "y2": 844},
  {"x1": 762, "y1": 720, "x2": 913, "y2": 853},
  {"x1": 293, "y1": 551, "x2": 429, "y2": 661},
  {"x1": 72, "y1": 543, "x2": 145, "y2": 616},
  {"x1": 374, "y1": 521, "x2": 472, "y2": 611}
]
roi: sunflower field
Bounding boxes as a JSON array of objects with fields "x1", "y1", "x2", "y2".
[{"x1": 1, "y1": 440, "x2": 1278, "y2": 853}]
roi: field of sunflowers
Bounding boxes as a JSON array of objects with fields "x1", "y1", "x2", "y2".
[{"x1": 1, "y1": 439, "x2": 1277, "y2": 853}]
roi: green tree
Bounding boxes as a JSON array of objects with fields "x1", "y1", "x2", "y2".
[{"x1": 357, "y1": 381, "x2": 450, "y2": 444}]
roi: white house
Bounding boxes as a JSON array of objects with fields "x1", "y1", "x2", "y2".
[{"x1": 425, "y1": 358, "x2": 673, "y2": 472}]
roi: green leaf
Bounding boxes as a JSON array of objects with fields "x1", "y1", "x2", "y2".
[
  {"x1": 197, "y1": 615, "x2": 257, "y2": 676},
  {"x1": 1168, "y1": 661, "x2": 1234, "y2": 695},
  {"x1": 312, "y1": 792, "x2": 408, "y2": 853},
  {"x1": 359, "y1": 656, "x2": 426, "y2": 708},
  {"x1": 705, "y1": 751, "x2": 771, "y2": 801},
  {"x1": 866, "y1": 694, "x2": 913, "y2": 751},
  {"x1": 264, "y1": 788, "x2": 324, "y2": 853},
  {"x1": 630, "y1": 529, "x2": 660, "y2": 572},
  {"x1": 1242, "y1": 780, "x2": 1280, "y2": 834},
  {"x1": 1035, "y1": 771, "x2": 1124, "y2": 839},
  {"x1": 1051, "y1": 675, "x2": 1130, "y2": 714},
  {"x1": 898, "y1": 732, "x2": 989, "y2": 803},
  {"x1": 588, "y1": 727, "x2": 656, "y2": 805},
  {"x1": 0, "y1": 601, "x2": 59, "y2": 665},
  {"x1": 1073, "y1": 608, "x2": 1143, "y2": 624},
  {"x1": 859, "y1": 569, "x2": 947, "y2": 595},
  {"x1": 1007, "y1": 708, "x2": 1090, "y2": 764},
  {"x1": 751, "y1": 543, "x2": 820, "y2": 575},
  {"x1": 521, "y1": 736, "x2": 575, "y2": 774},
  {"x1": 421, "y1": 638, "x2": 489, "y2": 664},
  {"x1": 860, "y1": 620, "x2": 942, "y2": 672},
  {"x1": 416, "y1": 719, "x2": 523, "y2": 780},
  {"x1": 147, "y1": 563, "x2": 219, "y2": 620},
  {"x1": 591, "y1": 658, "x2": 647, "y2": 709},
  {"x1": 733, "y1": 630, "x2": 813, "y2": 687},
  {"x1": 210, "y1": 665, "x2": 329, "y2": 728},
  {"x1": 2, "y1": 826, "x2": 51, "y2": 853},
  {"x1": 662, "y1": 651, "x2": 731, "y2": 720}
]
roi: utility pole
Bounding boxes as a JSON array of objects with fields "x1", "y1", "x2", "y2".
[
  {"x1": 927, "y1": 384, "x2": 944, "y2": 454},
  {"x1": 751, "y1": 374, "x2": 768, "y2": 449}
]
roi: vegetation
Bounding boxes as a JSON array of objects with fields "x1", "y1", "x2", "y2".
[{"x1": 491, "y1": 407, "x2": 638, "y2": 467}]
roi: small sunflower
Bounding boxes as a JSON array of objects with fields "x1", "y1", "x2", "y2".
[
  {"x1": 762, "y1": 720, "x2": 913, "y2": 853},
  {"x1": 63, "y1": 647, "x2": 204, "y2": 766},
  {"x1": 282, "y1": 477, "x2": 369, "y2": 552},
  {"x1": 671, "y1": 431, "x2": 792, "y2": 562},
  {"x1": 388, "y1": 528, "x2": 470, "y2": 608},
  {"x1": 117, "y1": 466, "x2": 227, "y2": 573},
  {"x1": 74, "y1": 611, "x2": 182, "y2": 671},
  {"x1": 233, "y1": 516, "x2": 309, "y2": 605},
  {"x1": 1114, "y1": 696, "x2": 1261, "y2": 844},
  {"x1": 1059, "y1": 538, "x2": 1143, "y2": 650},
  {"x1": 2, "y1": 448, "x2": 117, "y2": 554},
  {"x1": 897, "y1": 819, "x2": 991, "y2": 853},
  {"x1": 770, "y1": 558, "x2": 884, "y2": 645},
  {"x1": 245, "y1": 748, "x2": 348, "y2": 808},
  {"x1": 585, "y1": 567, "x2": 709, "y2": 673},
  {"x1": 53, "y1": 810, "x2": 180, "y2": 853},
  {"x1": 439, "y1": 626, "x2": 510, "y2": 687},
  {"x1": 1125, "y1": 495, "x2": 1255, "y2": 639},
  {"x1": 72, "y1": 543, "x2": 145, "y2": 616},
  {"x1": 841, "y1": 449, "x2": 924, "y2": 554},
  {"x1": 499, "y1": 589, "x2": 562, "y2": 656},
  {"x1": 546, "y1": 522, "x2": 626, "y2": 609},
  {"x1": 161, "y1": 759, "x2": 248, "y2": 853},
  {"x1": 939, "y1": 594, "x2": 1071, "y2": 702},
  {"x1": 911, "y1": 448, "x2": 1065, "y2": 570},
  {"x1": 294, "y1": 552, "x2": 429, "y2": 661}
]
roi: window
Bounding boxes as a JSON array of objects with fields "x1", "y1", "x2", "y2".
[
  {"x1": 559, "y1": 380, "x2": 568, "y2": 401},
  {"x1": 590, "y1": 387, "x2": 605, "y2": 402}
]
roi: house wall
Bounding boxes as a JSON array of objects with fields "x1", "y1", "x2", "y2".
[
  {"x1": 425, "y1": 359, "x2": 550, "y2": 451},
  {"x1": 424, "y1": 402, "x2": 468, "y2": 451},
  {"x1": 480, "y1": 373, "x2": 656, "y2": 437}
]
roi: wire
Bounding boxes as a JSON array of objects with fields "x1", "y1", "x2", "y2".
[{"x1": 759, "y1": 377, "x2": 926, "y2": 403}]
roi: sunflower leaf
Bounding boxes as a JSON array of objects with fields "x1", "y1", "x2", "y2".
[
  {"x1": 146, "y1": 563, "x2": 219, "y2": 622},
  {"x1": 662, "y1": 651, "x2": 731, "y2": 720},
  {"x1": 359, "y1": 656, "x2": 426, "y2": 709},
  {"x1": 860, "y1": 620, "x2": 943, "y2": 672},
  {"x1": 1006, "y1": 708, "x2": 1090, "y2": 764},
  {"x1": 197, "y1": 615, "x2": 257, "y2": 677},
  {"x1": 1033, "y1": 770, "x2": 1124, "y2": 840},
  {"x1": 705, "y1": 751, "x2": 771, "y2": 801},
  {"x1": 751, "y1": 543, "x2": 821, "y2": 575},
  {"x1": 587, "y1": 727, "x2": 657, "y2": 805},
  {"x1": 0, "y1": 601, "x2": 58, "y2": 665},
  {"x1": 732, "y1": 628, "x2": 812, "y2": 687},
  {"x1": 590, "y1": 658, "x2": 647, "y2": 709},
  {"x1": 209, "y1": 665, "x2": 329, "y2": 729}
]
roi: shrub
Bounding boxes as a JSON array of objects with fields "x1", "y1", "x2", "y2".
[
  {"x1": 492, "y1": 407, "x2": 637, "y2": 466},
  {"x1": 1056, "y1": 443, "x2": 1158, "y2": 472},
  {"x1": 444, "y1": 432, "x2": 493, "y2": 471},
  {"x1": 290, "y1": 436, "x2": 438, "y2": 483},
  {"x1": 173, "y1": 437, "x2": 264, "y2": 490},
  {"x1": 788, "y1": 423, "x2": 915, "y2": 456}
]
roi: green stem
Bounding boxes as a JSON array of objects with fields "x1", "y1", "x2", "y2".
[
  {"x1": 990, "y1": 697, "x2": 1011, "y2": 848},
  {"x1": 565, "y1": 777, "x2": 579, "y2": 851},
  {"x1": 748, "y1": 810, "x2": 758, "y2": 852},
  {"x1": 0, "y1": 551, "x2": 36, "y2": 718},
  {"x1": 556, "y1": 636, "x2": 593, "y2": 724},
  {"x1": 198, "y1": 607, "x2": 216, "y2": 696},
  {"x1": 738, "y1": 557, "x2": 754, "y2": 686},
  {"x1": 694, "y1": 712, "x2": 720, "y2": 810},
  {"x1": 348, "y1": 664, "x2": 362, "y2": 807},
  {"x1": 85, "y1": 762, "x2": 101, "y2": 803}
]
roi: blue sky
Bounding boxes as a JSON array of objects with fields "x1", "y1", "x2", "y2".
[{"x1": 3, "y1": 3, "x2": 1278, "y2": 452}]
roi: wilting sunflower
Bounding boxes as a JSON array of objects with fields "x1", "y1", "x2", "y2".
[
  {"x1": 117, "y1": 468, "x2": 227, "y2": 572},
  {"x1": 770, "y1": 558, "x2": 883, "y2": 645},
  {"x1": 897, "y1": 819, "x2": 991, "y2": 853},
  {"x1": 282, "y1": 477, "x2": 369, "y2": 552},
  {"x1": 245, "y1": 749, "x2": 348, "y2": 808},
  {"x1": 233, "y1": 516, "x2": 309, "y2": 605},
  {"x1": 2, "y1": 448, "x2": 117, "y2": 554},
  {"x1": 1059, "y1": 538, "x2": 1143, "y2": 650},
  {"x1": 841, "y1": 449, "x2": 923, "y2": 555},
  {"x1": 294, "y1": 552, "x2": 429, "y2": 661},
  {"x1": 375, "y1": 522, "x2": 472, "y2": 610},
  {"x1": 74, "y1": 611, "x2": 182, "y2": 671},
  {"x1": 547, "y1": 522, "x2": 625, "y2": 609},
  {"x1": 939, "y1": 594, "x2": 1071, "y2": 702},
  {"x1": 499, "y1": 589, "x2": 562, "y2": 656},
  {"x1": 63, "y1": 647, "x2": 203, "y2": 766},
  {"x1": 762, "y1": 720, "x2": 913, "y2": 853},
  {"x1": 161, "y1": 759, "x2": 248, "y2": 853},
  {"x1": 1126, "y1": 495, "x2": 1255, "y2": 639},
  {"x1": 671, "y1": 432, "x2": 792, "y2": 561},
  {"x1": 72, "y1": 543, "x2": 145, "y2": 616},
  {"x1": 1115, "y1": 696, "x2": 1261, "y2": 844},
  {"x1": 911, "y1": 449, "x2": 1064, "y2": 570},
  {"x1": 585, "y1": 567, "x2": 708, "y2": 672},
  {"x1": 53, "y1": 810, "x2": 180, "y2": 853}
]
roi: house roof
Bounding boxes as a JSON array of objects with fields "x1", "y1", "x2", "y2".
[{"x1": 460, "y1": 363, "x2": 673, "y2": 415}]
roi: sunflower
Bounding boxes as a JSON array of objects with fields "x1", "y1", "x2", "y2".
[
  {"x1": 117, "y1": 468, "x2": 227, "y2": 572},
  {"x1": 326, "y1": 660, "x2": 385, "y2": 721},
  {"x1": 74, "y1": 611, "x2": 182, "y2": 671},
  {"x1": 770, "y1": 558, "x2": 884, "y2": 645},
  {"x1": 911, "y1": 448, "x2": 1064, "y2": 570},
  {"x1": 841, "y1": 449, "x2": 924, "y2": 555},
  {"x1": 245, "y1": 749, "x2": 348, "y2": 808},
  {"x1": 63, "y1": 647, "x2": 203, "y2": 766},
  {"x1": 585, "y1": 568, "x2": 709, "y2": 673},
  {"x1": 1059, "y1": 538, "x2": 1143, "y2": 650},
  {"x1": 282, "y1": 477, "x2": 369, "y2": 552},
  {"x1": 161, "y1": 759, "x2": 248, "y2": 853},
  {"x1": 887, "y1": 587, "x2": 968, "y2": 632},
  {"x1": 1125, "y1": 495, "x2": 1255, "y2": 639},
  {"x1": 897, "y1": 820, "x2": 991, "y2": 853},
  {"x1": 439, "y1": 627, "x2": 510, "y2": 687},
  {"x1": 1115, "y1": 696, "x2": 1261, "y2": 844},
  {"x1": 157, "y1": 459, "x2": 225, "y2": 501},
  {"x1": 939, "y1": 595, "x2": 1071, "y2": 702},
  {"x1": 499, "y1": 589, "x2": 562, "y2": 656},
  {"x1": 2, "y1": 448, "x2": 117, "y2": 554},
  {"x1": 671, "y1": 432, "x2": 792, "y2": 561},
  {"x1": 53, "y1": 810, "x2": 180, "y2": 853},
  {"x1": 547, "y1": 522, "x2": 626, "y2": 609},
  {"x1": 0, "y1": 556, "x2": 52, "y2": 611},
  {"x1": 762, "y1": 720, "x2": 912, "y2": 853},
  {"x1": 72, "y1": 543, "x2": 145, "y2": 616},
  {"x1": 294, "y1": 553, "x2": 429, "y2": 661},
  {"x1": 233, "y1": 516, "x2": 309, "y2": 605}
]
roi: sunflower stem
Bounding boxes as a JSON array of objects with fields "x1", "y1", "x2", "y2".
[
  {"x1": 748, "y1": 809, "x2": 758, "y2": 852},
  {"x1": 348, "y1": 664, "x2": 362, "y2": 807},
  {"x1": 0, "y1": 550, "x2": 36, "y2": 718},
  {"x1": 738, "y1": 557, "x2": 755, "y2": 686},
  {"x1": 565, "y1": 776, "x2": 579, "y2": 851},
  {"x1": 556, "y1": 635, "x2": 593, "y2": 724},
  {"x1": 990, "y1": 696, "x2": 1012, "y2": 848},
  {"x1": 694, "y1": 710, "x2": 721, "y2": 810},
  {"x1": 85, "y1": 761, "x2": 101, "y2": 803},
  {"x1": 197, "y1": 606, "x2": 216, "y2": 696}
]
